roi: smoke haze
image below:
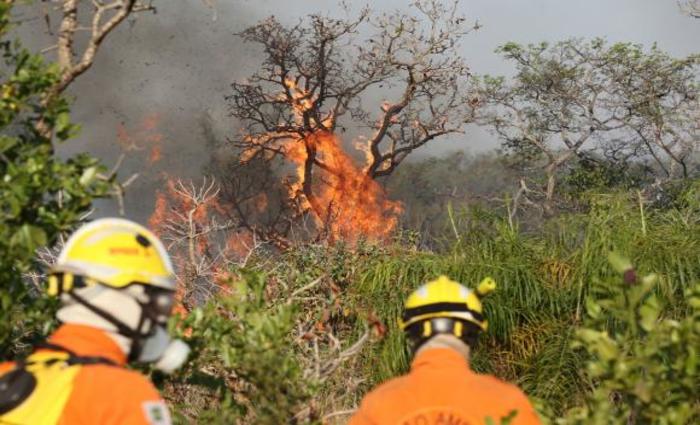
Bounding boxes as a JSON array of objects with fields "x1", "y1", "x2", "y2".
[{"x1": 11, "y1": 0, "x2": 700, "y2": 222}]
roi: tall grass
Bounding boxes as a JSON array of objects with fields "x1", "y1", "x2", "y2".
[
  {"x1": 347, "y1": 192, "x2": 700, "y2": 415},
  {"x1": 164, "y1": 189, "x2": 700, "y2": 421}
]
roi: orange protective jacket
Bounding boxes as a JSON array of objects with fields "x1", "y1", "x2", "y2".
[
  {"x1": 349, "y1": 348, "x2": 541, "y2": 425},
  {"x1": 0, "y1": 324, "x2": 171, "y2": 425}
]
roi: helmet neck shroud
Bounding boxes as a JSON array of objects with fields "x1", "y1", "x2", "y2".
[
  {"x1": 52, "y1": 273, "x2": 172, "y2": 362},
  {"x1": 44, "y1": 218, "x2": 189, "y2": 373}
]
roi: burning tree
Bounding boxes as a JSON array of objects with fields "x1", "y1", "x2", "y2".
[
  {"x1": 148, "y1": 178, "x2": 265, "y2": 309},
  {"x1": 223, "y1": 0, "x2": 478, "y2": 245}
]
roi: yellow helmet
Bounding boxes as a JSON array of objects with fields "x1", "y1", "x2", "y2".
[
  {"x1": 48, "y1": 218, "x2": 175, "y2": 295},
  {"x1": 399, "y1": 275, "x2": 496, "y2": 348}
]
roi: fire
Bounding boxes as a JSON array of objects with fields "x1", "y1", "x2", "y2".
[
  {"x1": 148, "y1": 175, "x2": 254, "y2": 311},
  {"x1": 149, "y1": 178, "x2": 225, "y2": 247},
  {"x1": 238, "y1": 76, "x2": 404, "y2": 243},
  {"x1": 116, "y1": 113, "x2": 164, "y2": 165},
  {"x1": 285, "y1": 132, "x2": 403, "y2": 243},
  {"x1": 225, "y1": 231, "x2": 255, "y2": 258},
  {"x1": 148, "y1": 191, "x2": 169, "y2": 233},
  {"x1": 149, "y1": 146, "x2": 162, "y2": 164}
]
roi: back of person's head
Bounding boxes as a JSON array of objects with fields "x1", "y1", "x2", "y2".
[
  {"x1": 48, "y1": 218, "x2": 189, "y2": 373},
  {"x1": 400, "y1": 275, "x2": 496, "y2": 355}
]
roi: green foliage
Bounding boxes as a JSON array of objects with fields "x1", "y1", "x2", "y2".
[
  {"x1": 387, "y1": 152, "x2": 521, "y2": 244},
  {"x1": 476, "y1": 38, "x2": 700, "y2": 201},
  {"x1": 169, "y1": 271, "x2": 315, "y2": 424},
  {"x1": 0, "y1": 4, "x2": 110, "y2": 358},
  {"x1": 346, "y1": 190, "x2": 700, "y2": 416},
  {"x1": 2, "y1": 4, "x2": 697, "y2": 422},
  {"x1": 561, "y1": 156, "x2": 654, "y2": 197},
  {"x1": 560, "y1": 254, "x2": 699, "y2": 424}
]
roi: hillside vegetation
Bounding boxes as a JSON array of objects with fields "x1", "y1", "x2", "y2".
[{"x1": 160, "y1": 189, "x2": 700, "y2": 423}]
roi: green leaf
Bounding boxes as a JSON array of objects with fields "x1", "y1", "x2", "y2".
[
  {"x1": 54, "y1": 112, "x2": 72, "y2": 139},
  {"x1": 639, "y1": 296, "x2": 660, "y2": 332},
  {"x1": 608, "y1": 251, "x2": 632, "y2": 274},
  {"x1": 79, "y1": 166, "x2": 98, "y2": 186},
  {"x1": 685, "y1": 347, "x2": 697, "y2": 376},
  {"x1": 596, "y1": 338, "x2": 619, "y2": 362},
  {"x1": 585, "y1": 297, "x2": 602, "y2": 319},
  {"x1": 0, "y1": 135, "x2": 17, "y2": 153},
  {"x1": 10, "y1": 224, "x2": 47, "y2": 252},
  {"x1": 634, "y1": 381, "x2": 652, "y2": 403},
  {"x1": 641, "y1": 273, "x2": 658, "y2": 286}
]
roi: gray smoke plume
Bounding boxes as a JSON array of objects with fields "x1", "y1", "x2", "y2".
[{"x1": 9, "y1": 0, "x2": 700, "y2": 223}]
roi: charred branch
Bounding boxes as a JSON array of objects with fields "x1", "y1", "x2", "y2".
[{"x1": 225, "y1": 1, "x2": 479, "y2": 241}]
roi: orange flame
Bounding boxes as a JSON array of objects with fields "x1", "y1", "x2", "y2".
[
  {"x1": 116, "y1": 113, "x2": 164, "y2": 165},
  {"x1": 149, "y1": 178, "x2": 224, "y2": 247},
  {"x1": 277, "y1": 77, "x2": 403, "y2": 242},
  {"x1": 236, "y1": 77, "x2": 404, "y2": 243},
  {"x1": 225, "y1": 231, "x2": 255, "y2": 258},
  {"x1": 149, "y1": 146, "x2": 162, "y2": 164},
  {"x1": 148, "y1": 175, "x2": 255, "y2": 313},
  {"x1": 285, "y1": 132, "x2": 403, "y2": 243},
  {"x1": 149, "y1": 190, "x2": 169, "y2": 234}
]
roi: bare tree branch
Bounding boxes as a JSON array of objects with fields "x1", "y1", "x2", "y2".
[
  {"x1": 225, "y1": 0, "x2": 479, "y2": 243},
  {"x1": 53, "y1": 0, "x2": 155, "y2": 95},
  {"x1": 36, "y1": 1, "x2": 156, "y2": 140}
]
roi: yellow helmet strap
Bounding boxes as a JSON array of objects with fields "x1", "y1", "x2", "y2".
[
  {"x1": 402, "y1": 302, "x2": 485, "y2": 328},
  {"x1": 406, "y1": 318, "x2": 480, "y2": 353},
  {"x1": 47, "y1": 273, "x2": 83, "y2": 297}
]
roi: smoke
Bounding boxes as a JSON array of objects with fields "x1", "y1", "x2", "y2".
[
  {"x1": 9, "y1": 0, "x2": 700, "y2": 223},
  {"x1": 10, "y1": 0, "x2": 413, "y2": 222},
  {"x1": 11, "y1": 1, "x2": 265, "y2": 222}
]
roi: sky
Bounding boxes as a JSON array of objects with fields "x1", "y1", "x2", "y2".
[{"x1": 13, "y1": 0, "x2": 700, "y2": 219}]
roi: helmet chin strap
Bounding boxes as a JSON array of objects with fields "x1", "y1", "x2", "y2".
[{"x1": 67, "y1": 290, "x2": 155, "y2": 362}]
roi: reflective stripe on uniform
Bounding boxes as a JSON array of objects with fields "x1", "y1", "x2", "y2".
[{"x1": 0, "y1": 351, "x2": 81, "y2": 425}]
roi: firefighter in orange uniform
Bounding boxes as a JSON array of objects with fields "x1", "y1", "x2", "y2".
[
  {"x1": 349, "y1": 276, "x2": 541, "y2": 425},
  {"x1": 0, "y1": 218, "x2": 190, "y2": 425}
]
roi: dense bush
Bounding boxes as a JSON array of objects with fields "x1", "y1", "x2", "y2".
[
  {"x1": 164, "y1": 271, "x2": 312, "y2": 423},
  {"x1": 0, "y1": 3, "x2": 109, "y2": 357},
  {"x1": 156, "y1": 187, "x2": 699, "y2": 423},
  {"x1": 559, "y1": 253, "x2": 699, "y2": 424}
]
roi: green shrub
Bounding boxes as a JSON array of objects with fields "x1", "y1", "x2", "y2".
[
  {"x1": 146, "y1": 188, "x2": 700, "y2": 422},
  {"x1": 346, "y1": 191, "x2": 700, "y2": 416},
  {"x1": 167, "y1": 271, "x2": 316, "y2": 424},
  {"x1": 560, "y1": 253, "x2": 699, "y2": 424},
  {"x1": 0, "y1": 3, "x2": 110, "y2": 358}
]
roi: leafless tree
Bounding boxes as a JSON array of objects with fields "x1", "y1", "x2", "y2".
[
  {"x1": 225, "y1": 0, "x2": 479, "y2": 243},
  {"x1": 43, "y1": 0, "x2": 155, "y2": 97},
  {"x1": 34, "y1": 1, "x2": 156, "y2": 139},
  {"x1": 475, "y1": 39, "x2": 699, "y2": 209},
  {"x1": 151, "y1": 178, "x2": 256, "y2": 308}
]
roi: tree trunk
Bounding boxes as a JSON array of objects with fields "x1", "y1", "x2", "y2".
[{"x1": 544, "y1": 163, "x2": 558, "y2": 216}]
